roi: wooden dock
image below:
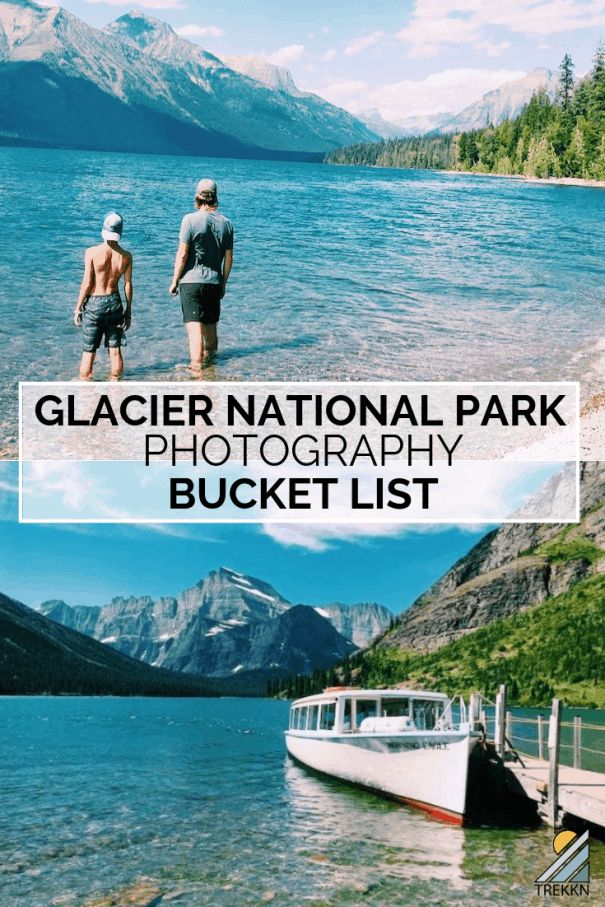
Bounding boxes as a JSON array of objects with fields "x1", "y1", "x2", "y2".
[
  {"x1": 504, "y1": 756, "x2": 605, "y2": 828},
  {"x1": 471, "y1": 686, "x2": 605, "y2": 829}
]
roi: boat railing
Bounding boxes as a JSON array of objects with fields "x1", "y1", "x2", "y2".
[{"x1": 442, "y1": 694, "x2": 468, "y2": 730}]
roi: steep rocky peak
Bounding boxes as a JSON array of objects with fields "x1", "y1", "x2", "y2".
[
  {"x1": 106, "y1": 10, "x2": 222, "y2": 67},
  {"x1": 107, "y1": 594, "x2": 155, "y2": 608},
  {"x1": 39, "y1": 598, "x2": 70, "y2": 610},
  {"x1": 108, "y1": 10, "x2": 175, "y2": 48},
  {"x1": 222, "y1": 55, "x2": 299, "y2": 95},
  {"x1": 0, "y1": 0, "x2": 58, "y2": 50}
]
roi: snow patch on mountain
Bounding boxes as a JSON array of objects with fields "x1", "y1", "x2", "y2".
[
  {"x1": 40, "y1": 568, "x2": 392, "y2": 677},
  {"x1": 232, "y1": 582, "x2": 276, "y2": 601}
]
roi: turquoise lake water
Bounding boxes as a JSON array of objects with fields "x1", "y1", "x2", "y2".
[
  {"x1": 1, "y1": 147, "x2": 605, "y2": 450},
  {"x1": 1, "y1": 697, "x2": 603, "y2": 906}
]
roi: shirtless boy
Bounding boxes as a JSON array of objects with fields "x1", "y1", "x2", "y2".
[{"x1": 74, "y1": 212, "x2": 133, "y2": 380}]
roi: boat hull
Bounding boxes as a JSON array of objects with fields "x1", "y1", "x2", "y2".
[{"x1": 285, "y1": 730, "x2": 473, "y2": 825}]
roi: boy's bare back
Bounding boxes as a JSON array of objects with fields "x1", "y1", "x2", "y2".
[{"x1": 86, "y1": 242, "x2": 132, "y2": 295}]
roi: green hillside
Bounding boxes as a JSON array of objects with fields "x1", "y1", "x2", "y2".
[{"x1": 288, "y1": 575, "x2": 605, "y2": 708}]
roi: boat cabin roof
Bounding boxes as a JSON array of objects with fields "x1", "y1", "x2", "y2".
[{"x1": 291, "y1": 688, "x2": 448, "y2": 707}]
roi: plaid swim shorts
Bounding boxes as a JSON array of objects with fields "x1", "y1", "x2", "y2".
[{"x1": 82, "y1": 292, "x2": 126, "y2": 352}]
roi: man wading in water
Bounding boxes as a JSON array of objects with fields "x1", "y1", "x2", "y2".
[
  {"x1": 169, "y1": 178, "x2": 234, "y2": 377},
  {"x1": 74, "y1": 212, "x2": 133, "y2": 380}
]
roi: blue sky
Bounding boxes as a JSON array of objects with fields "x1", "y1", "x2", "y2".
[
  {"x1": 47, "y1": 0, "x2": 605, "y2": 121},
  {"x1": 0, "y1": 462, "x2": 486, "y2": 611}
]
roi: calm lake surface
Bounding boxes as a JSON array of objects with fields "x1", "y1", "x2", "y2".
[
  {"x1": 1, "y1": 697, "x2": 603, "y2": 906},
  {"x1": 1, "y1": 147, "x2": 605, "y2": 450}
]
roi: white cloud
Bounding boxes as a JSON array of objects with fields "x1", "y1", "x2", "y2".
[
  {"x1": 0, "y1": 479, "x2": 18, "y2": 494},
  {"x1": 317, "y1": 67, "x2": 524, "y2": 121},
  {"x1": 262, "y1": 522, "x2": 409, "y2": 552},
  {"x1": 176, "y1": 24, "x2": 226, "y2": 39},
  {"x1": 344, "y1": 31, "x2": 384, "y2": 56},
  {"x1": 259, "y1": 460, "x2": 563, "y2": 551},
  {"x1": 262, "y1": 521, "x2": 485, "y2": 552},
  {"x1": 321, "y1": 48, "x2": 337, "y2": 63},
  {"x1": 315, "y1": 78, "x2": 370, "y2": 104},
  {"x1": 476, "y1": 39, "x2": 512, "y2": 57},
  {"x1": 86, "y1": 0, "x2": 184, "y2": 7},
  {"x1": 27, "y1": 462, "x2": 96, "y2": 512},
  {"x1": 266, "y1": 44, "x2": 305, "y2": 66},
  {"x1": 398, "y1": 1, "x2": 605, "y2": 58}
]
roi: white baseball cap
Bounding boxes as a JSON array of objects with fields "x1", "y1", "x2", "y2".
[
  {"x1": 101, "y1": 212, "x2": 123, "y2": 242},
  {"x1": 196, "y1": 178, "x2": 217, "y2": 195}
]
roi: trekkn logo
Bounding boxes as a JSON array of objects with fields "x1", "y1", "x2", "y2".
[{"x1": 535, "y1": 829, "x2": 590, "y2": 897}]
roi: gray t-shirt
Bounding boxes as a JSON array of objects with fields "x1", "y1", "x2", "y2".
[{"x1": 179, "y1": 209, "x2": 234, "y2": 285}]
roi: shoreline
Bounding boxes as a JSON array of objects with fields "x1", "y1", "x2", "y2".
[
  {"x1": 2, "y1": 339, "x2": 603, "y2": 462},
  {"x1": 440, "y1": 169, "x2": 605, "y2": 190}
]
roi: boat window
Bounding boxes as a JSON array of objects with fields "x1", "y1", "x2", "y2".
[
  {"x1": 343, "y1": 698, "x2": 352, "y2": 731},
  {"x1": 307, "y1": 705, "x2": 319, "y2": 731},
  {"x1": 319, "y1": 702, "x2": 336, "y2": 731},
  {"x1": 355, "y1": 699, "x2": 378, "y2": 728},
  {"x1": 290, "y1": 707, "x2": 298, "y2": 729},
  {"x1": 412, "y1": 700, "x2": 441, "y2": 730},
  {"x1": 381, "y1": 698, "x2": 410, "y2": 718},
  {"x1": 299, "y1": 706, "x2": 308, "y2": 730}
]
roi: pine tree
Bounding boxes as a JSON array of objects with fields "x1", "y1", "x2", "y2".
[
  {"x1": 564, "y1": 124, "x2": 587, "y2": 177},
  {"x1": 589, "y1": 41, "x2": 605, "y2": 136},
  {"x1": 589, "y1": 133, "x2": 605, "y2": 179},
  {"x1": 558, "y1": 53, "x2": 575, "y2": 115}
]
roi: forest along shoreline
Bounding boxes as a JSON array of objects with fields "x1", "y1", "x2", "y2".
[
  {"x1": 325, "y1": 45, "x2": 605, "y2": 183},
  {"x1": 440, "y1": 169, "x2": 605, "y2": 189}
]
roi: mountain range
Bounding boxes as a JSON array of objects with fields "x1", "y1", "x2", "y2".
[
  {"x1": 436, "y1": 67, "x2": 558, "y2": 134},
  {"x1": 38, "y1": 567, "x2": 393, "y2": 681},
  {"x1": 380, "y1": 462, "x2": 604, "y2": 654},
  {"x1": 0, "y1": 1, "x2": 376, "y2": 156},
  {"x1": 5, "y1": 458, "x2": 603, "y2": 701},
  {"x1": 0, "y1": 2, "x2": 564, "y2": 158},
  {"x1": 358, "y1": 68, "x2": 559, "y2": 139},
  {"x1": 0, "y1": 590, "x2": 219, "y2": 696}
]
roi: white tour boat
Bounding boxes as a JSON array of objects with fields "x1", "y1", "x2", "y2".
[{"x1": 285, "y1": 687, "x2": 481, "y2": 825}]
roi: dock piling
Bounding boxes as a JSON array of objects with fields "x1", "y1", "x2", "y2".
[
  {"x1": 469, "y1": 692, "x2": 481, "y2": 730},
  {"x1": 495, "y1": 684, "x2": 507, "y2": 759},
  {"x1": 573, "y1": 716, "x2": 582, "y2": 770},
  {"x1": 548, "y1": 698, "x2": 561, "y2": 827},
  {"x1": 537, "y1": 714, "x2": 544, "y2": 761}
]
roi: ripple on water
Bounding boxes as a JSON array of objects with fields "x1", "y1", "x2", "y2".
[
  {"x1": 2, "y1": 149, "x2": 605, "y2": 454},
  {"x1": 3, "y1": 699, "x2": 604, "y2": 906}
]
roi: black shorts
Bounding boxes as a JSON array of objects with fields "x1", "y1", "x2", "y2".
[{"x1": 180, "y1": 283, "x2": 222, "y2": 324}]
